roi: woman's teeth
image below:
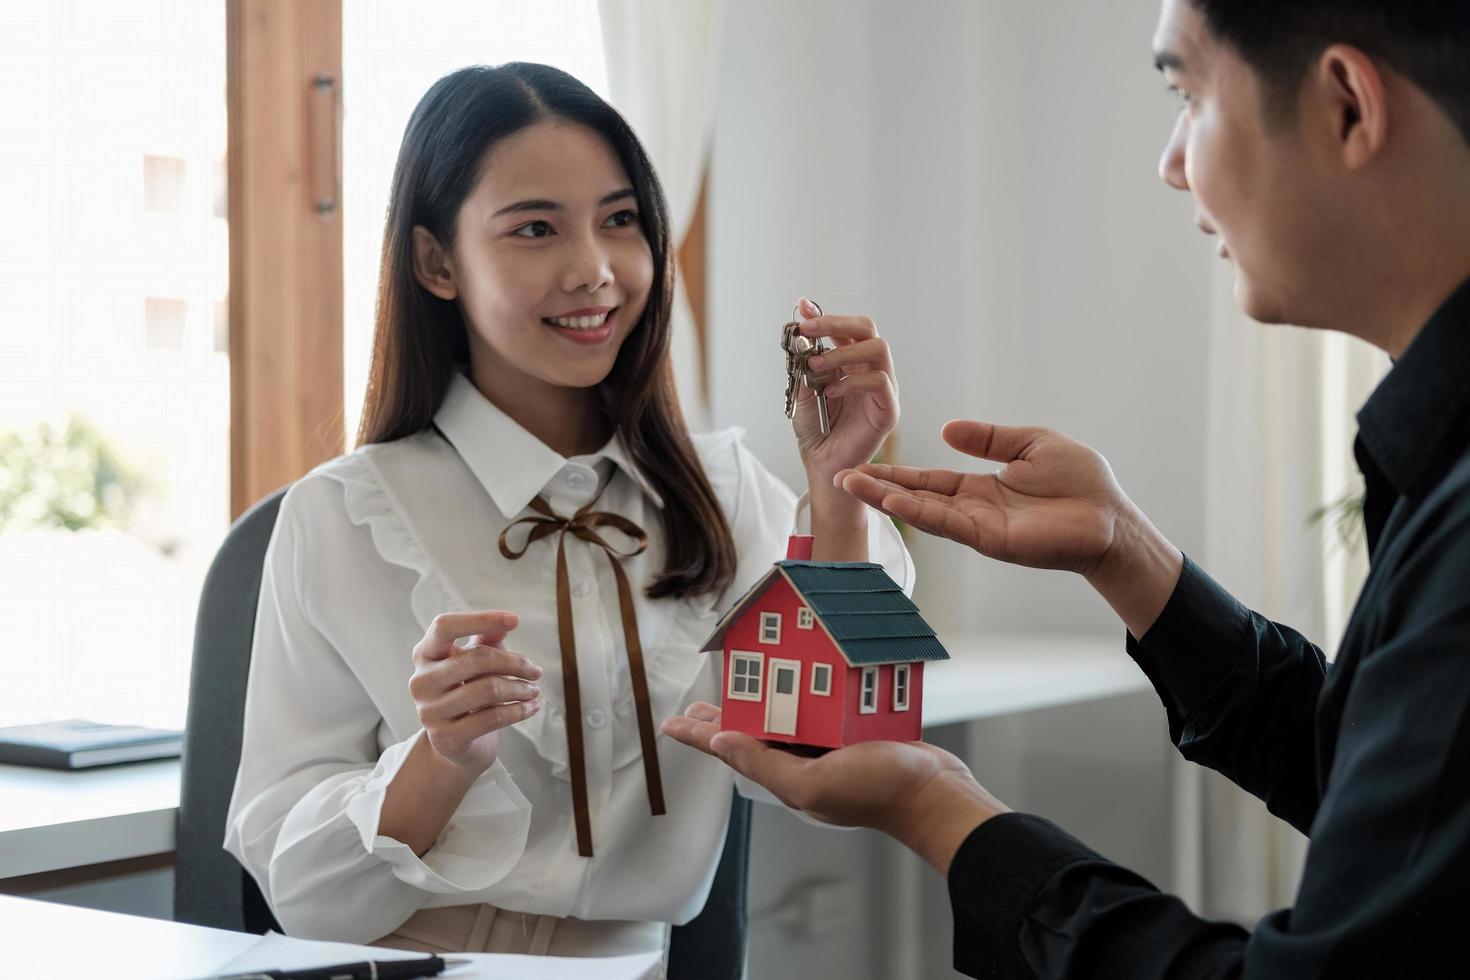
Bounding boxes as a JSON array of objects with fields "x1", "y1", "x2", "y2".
[{"x1": 545, "y1": 312, "x2": 610, "y2": 329}]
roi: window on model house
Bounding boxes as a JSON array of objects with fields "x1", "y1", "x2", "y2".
[
  {"x1": 860, "y1": 667, "x2": 878, "y2": 714},
  {"x1": 893, "y1": 664, "x2": 911, "y2": 711},
  {"x1": 811, "y1": 663, "x2": 831, "y2": 696},
  {"x1": 759, "y1": 612, "x2": 781, "y2": 644},
  {"x1": 797, "y1": 607, "x2": 814, "y2": 629},
  {"x1": 729, "y1": 652, "x2": 764, "y2": 701}
]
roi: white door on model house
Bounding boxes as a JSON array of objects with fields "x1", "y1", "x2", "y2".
[{"x1": 765, "y1": 658, "x2": 801, "y2": 735}]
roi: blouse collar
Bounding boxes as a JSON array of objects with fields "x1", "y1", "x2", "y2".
[{"x1": 432, "y1": 372, "x2": 665, "y2": 518}]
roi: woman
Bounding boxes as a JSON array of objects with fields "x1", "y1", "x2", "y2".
[{"x1": 224, "y1": 63, "x2": 911, "y2": 962}]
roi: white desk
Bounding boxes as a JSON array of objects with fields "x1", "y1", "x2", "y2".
[
  {"x1": 0, "y1": 894, "x2": 663, "y2": 979},
  {"x1": 0, "y1": 633, "x2": 1147, "y2": 880},
  {"x1": 0, "y1": 893, "x2": 258, "y2": 978}
]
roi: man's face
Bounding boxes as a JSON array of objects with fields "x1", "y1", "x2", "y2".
[{"x1": 1154, "y1": 0, "x2": 1339, "y2": 326}]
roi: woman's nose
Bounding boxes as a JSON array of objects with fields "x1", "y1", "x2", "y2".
[{"x1": 562, "y1": 234, "x2": 614, "y2": 294}]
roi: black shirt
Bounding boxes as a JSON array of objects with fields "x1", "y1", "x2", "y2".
[{"x1": 947, "y1": 276, "x2": 1470, "y2": 979}]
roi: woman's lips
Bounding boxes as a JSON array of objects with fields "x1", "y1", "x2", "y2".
[{"x1": 544, "y1": 307, "x2": 617, "y2": 345}]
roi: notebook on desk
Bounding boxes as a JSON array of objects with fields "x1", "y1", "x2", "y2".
[{"x1": 0, "y1": 718, "x2": 183, "y2": 769}]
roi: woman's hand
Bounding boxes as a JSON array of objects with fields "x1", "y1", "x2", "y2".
[
  {"x1": 408, "y1": 610, "x2": 543, "y2": 775},
  {"x1": 790, "y1": 297, "x2": 900, "y2": 484}
]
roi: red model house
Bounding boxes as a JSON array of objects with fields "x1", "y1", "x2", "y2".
[{"x1": 699, "y1": 536, "x2": 950, "y2": 749}]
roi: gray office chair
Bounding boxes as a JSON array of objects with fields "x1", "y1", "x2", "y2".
[{"x1": 174, "y1": 486, "x2": 752, "y2": 978}]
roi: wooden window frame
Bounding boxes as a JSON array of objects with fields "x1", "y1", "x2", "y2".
[
  {"x1": 227, "y1": 0, "x2": 344, "y2": 518},
  {"x1": 810, "y1": 662, "x2": 832, "y2": 696}
]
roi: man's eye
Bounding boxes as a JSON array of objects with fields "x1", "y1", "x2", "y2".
[
  {"x1": 513, "y1": 221, "x2": 554, "y2": 239},
  {"x1": 604, "y1": 209, "x2": 639, "y2": 228}
]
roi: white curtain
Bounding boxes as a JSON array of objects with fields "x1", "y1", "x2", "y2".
[
  {"x1": 1174, "y1": 261, "x2": 1388, "y2": 921},
  {"x1": 598, "y1": 0, "x2": 726, "y2": 430}
]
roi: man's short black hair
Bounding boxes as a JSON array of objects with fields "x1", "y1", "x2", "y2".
[{"x1": 1190, "y1": 1, "x2": 1470, "y2": 145}]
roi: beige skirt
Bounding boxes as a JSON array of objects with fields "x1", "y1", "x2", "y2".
[{"x1": 372, "y1": 902, "x2": 669, "y2": 962}]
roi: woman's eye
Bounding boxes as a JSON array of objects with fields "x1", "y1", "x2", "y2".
[
  {"x1": 513, "y1": 220, "x2": 554, "y2": 239},
  {"x1": 1167, "y1": 84, "x2": 1193, "y2": 106},
  {"x1": 604, "y1": 209, "x2": 639, "y2": 229}
]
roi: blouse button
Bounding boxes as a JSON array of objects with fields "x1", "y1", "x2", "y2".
[
  {"x1": 572, "y1": 580, "x2": 591, "y2": 598},
  {"x1": 585, "y1": 709, "x2": 607, "y2": 729},
  {"x1": 566, "y1": 470, "x2": 590, "y2": 490}
]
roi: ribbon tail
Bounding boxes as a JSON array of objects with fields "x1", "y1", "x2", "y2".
[
  {"x1": 609, "y1": 557, "x2": 666, "y2": 817},
  {"x1": 556, "y1": 534, "x2": 594, "y2": 858}
]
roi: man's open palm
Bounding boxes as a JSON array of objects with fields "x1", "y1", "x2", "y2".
[{"x1": 836, "y1": 420, "x2": 1131, "y2": 576}]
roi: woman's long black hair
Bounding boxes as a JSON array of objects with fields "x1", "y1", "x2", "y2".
[{"x1": 358, "y1": 63, "x2": 735, "y2": 599}]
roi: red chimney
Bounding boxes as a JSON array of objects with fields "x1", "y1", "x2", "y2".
[{"x1": 786, "y1": 534, "x2": 814, "y2": 560}]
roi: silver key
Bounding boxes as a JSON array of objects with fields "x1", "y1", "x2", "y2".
[
  {"x1": 801, "y1": 339, "x2": 836, "y2": 434},
  {"x1": 781, "y1": 322, "x2": 802, "y2": 419},
  {"x1": 780, "y1": 310, "x2": 836, "y2": 434}
]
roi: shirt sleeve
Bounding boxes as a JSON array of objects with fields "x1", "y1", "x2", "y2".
[
  {"x1": 1125, "y1": 555, "x2": 1327, "y2": 834},
  {"x1": 223, "y1": 488, "x2": 533, "y2": 943},
  {"x1": 947, "y1": 813, "x2": 1248, "y2": 979},
  {"x1": 949, "y1": 563, "x2": 1470, "y2": 978}
]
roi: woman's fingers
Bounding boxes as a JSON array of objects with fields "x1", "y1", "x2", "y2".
[
  {"x1": 442, "y1": 698, "x2": 542, "y2": 744},
  {"x1": 797, "y1": 312, "x2": 880, "y2": 343},
  {"x1": 422, "y1": 673, "x2": 541, "y2": 724},
  {"x1": 822, "y1": 370, "x2": 898, "y2": 418},
  {"x1": 442, "y1": 646, "x2": 543, "y2": 687},
  {"x1": 414, "y1": 610, "x2": 519, "y2": 662},
  {"x1": 806, "y1": 337, "x2": 893, "y2": 375},
  {"x1": 409, "y1": 645, "x2": 542, "y2": 702}
]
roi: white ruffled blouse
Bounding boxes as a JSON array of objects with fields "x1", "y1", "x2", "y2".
[{"x1": 223, "y1": 373, "x2": 914, "y2": 944}]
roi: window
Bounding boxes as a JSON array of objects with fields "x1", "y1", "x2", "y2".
[
  {"x1": 797, "y1": 607, "x2": 814, "y2": 629},
  {"x1": 893, "y1": 664, "x2": 911, "y2": 711},
  {"x1": 0, "y1": 2, "x2": 614, "y2": 733},
  {"x1": 811, "y1": 663, "x2": 832, "y2": 696},
  {"x1": 859, "y1": 667, "x2": 878, "y2": 714},
  {"x1": 759, "y1": 612, "x2": 782, "y2": 644},
  {"x1": 0, "y1": 1, "x2": 229, "y2": 731},
  {"x1": 729, "y1": 652, "x2": 764, "y2": 701}
]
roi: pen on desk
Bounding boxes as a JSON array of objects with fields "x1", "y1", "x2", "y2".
[{"x1": 216, "y1": 953, "x2": 471, "y2": 980}]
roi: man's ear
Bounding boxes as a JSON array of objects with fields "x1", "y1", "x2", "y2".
[
  {"x1": 1315, "y1": 43, "x2": 1389, "y2": 170},
  {"x1": 412, "y1": 226, "x2": 458, "y2": 300}
]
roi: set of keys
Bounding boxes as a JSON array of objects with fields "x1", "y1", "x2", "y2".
[{"x1": 781, "y1": 302, "x2": 837, "y2": 434}]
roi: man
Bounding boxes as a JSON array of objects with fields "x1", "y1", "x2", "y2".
[{"x1": 663, "y1": 0, "x2": 1470, "y2": 975}]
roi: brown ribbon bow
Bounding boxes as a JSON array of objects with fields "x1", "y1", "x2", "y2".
[{"x1": 497, "y1": 489, "x2": 665, "y2": 857}]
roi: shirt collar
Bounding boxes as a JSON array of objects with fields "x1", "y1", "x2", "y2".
[
  {"x1": 432, "y1": 372, "x2": 665, "y2": 518},
  {"x1": 1356, "y1": 275, "x2": 1470, "y2": 498}
]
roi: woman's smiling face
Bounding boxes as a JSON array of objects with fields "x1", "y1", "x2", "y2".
[{"x1": 414, "y1": 119, "x2": 654, "y2": 395}]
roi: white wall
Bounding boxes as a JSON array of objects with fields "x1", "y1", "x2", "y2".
[
  {"x1": 711, "y1": 2, "x2": 1205, "y2": 977},
  {"x1": 710, "y1": 0, "x2": 1213, "y2": 638}
]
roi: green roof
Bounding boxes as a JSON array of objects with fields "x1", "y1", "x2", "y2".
[{"x1": 699, "y1": 560, "x2": 950, "y2": 666}]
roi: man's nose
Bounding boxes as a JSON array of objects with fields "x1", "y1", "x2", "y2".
[{"x1": 1159, "y1": 113, "x2": 1190, "y2": 192}]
